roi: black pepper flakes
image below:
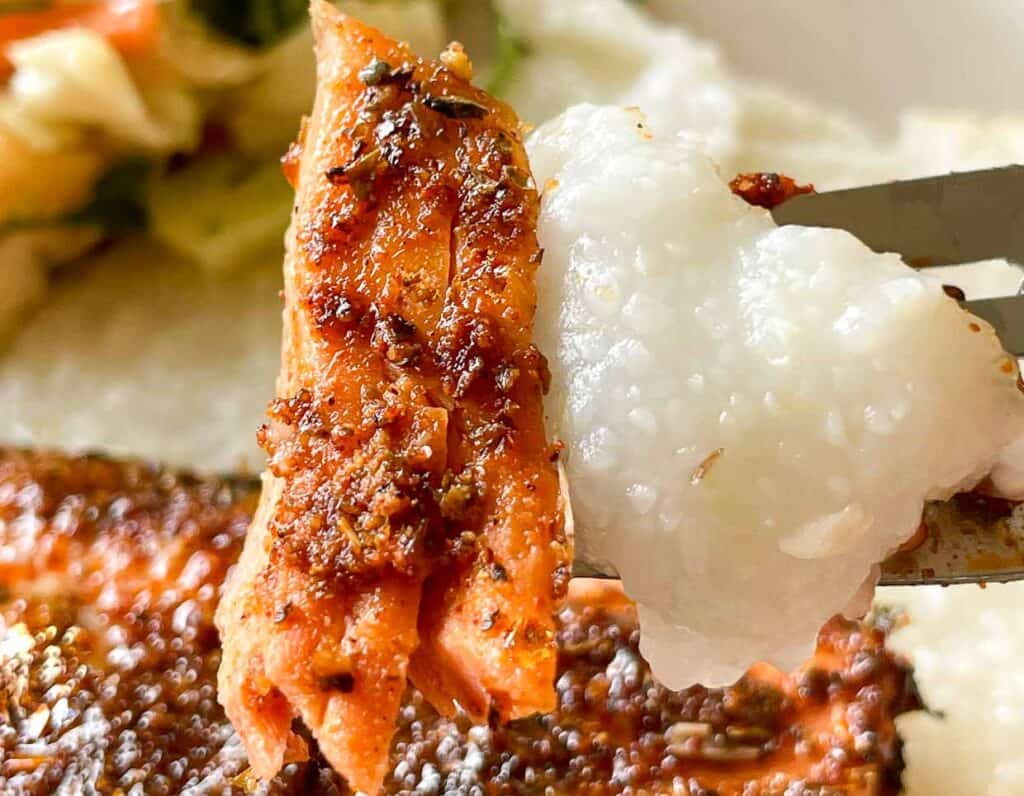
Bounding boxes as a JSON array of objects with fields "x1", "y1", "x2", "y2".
[
  {"x1": 377, "y1": 313, "x2": 422, "y2": 366},
  {"x1": 383, "y1": 313, "x2": 416, "y2": 341}
]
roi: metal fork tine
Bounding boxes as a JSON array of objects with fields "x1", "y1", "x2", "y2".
[
  {"x1": 771, "y1": 165, "x2": 1024, "y2": 355},
  {"x1": 771, "y1": 165, "x2": 1024, "y2": 267},
  {"x1": 963, "y1": 294, "x2": 1024, "y2": 356}
]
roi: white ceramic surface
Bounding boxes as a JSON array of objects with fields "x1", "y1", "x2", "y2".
[{"x1": 653, "y1": 0, "x2": 1024, "y2": 130}]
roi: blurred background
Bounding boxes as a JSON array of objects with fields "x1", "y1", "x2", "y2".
[{"x1": 660, "y1": 0, "x2": 1024, "y2": 128}]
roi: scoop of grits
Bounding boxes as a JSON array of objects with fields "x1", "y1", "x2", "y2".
[{"x1": 529, "y1": 104, "x2": 1024, "y2": 687}]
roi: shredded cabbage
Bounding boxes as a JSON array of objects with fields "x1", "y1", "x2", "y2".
[
  {"x1": 156, "y1": 2, "x2": 263, "y2": 88},
  {"x1": 0, "y1": 28, "x2": 201, "y2": 153},
  {"x1": 148, "y1": 156, "x2": 293, "y2": 273},
  {"x1": 0, "y1": 233, "x2": 48, "y2": 341}
]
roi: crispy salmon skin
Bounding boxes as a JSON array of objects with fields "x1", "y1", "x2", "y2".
[
  {"x1": 215, "y1": 3, "x2": 568, "y2": 792},
  {"x1": 0, "y1": 447, "x2": 919, "y2": 795}
]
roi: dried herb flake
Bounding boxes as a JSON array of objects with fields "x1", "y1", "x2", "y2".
[
  {"x1": 359, "y1": 59, "x2": 392, "y2": 86},
  {"x1": 326, "y1": 148, "x2": 382, "y2": 200},
  {"x1": 423, "y1": 95, "x2": 489, "y2": 120}
]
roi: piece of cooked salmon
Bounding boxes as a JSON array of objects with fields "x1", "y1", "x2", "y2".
[
  {"x1": 0, "y1": 447, "x2": 921, "y2": 795},
  {"x1": 215, "y1": 3, "x2": 568, "y2": 791}
]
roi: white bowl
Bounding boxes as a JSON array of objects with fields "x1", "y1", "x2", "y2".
[{"x1": 652, "y1": 0, "x2": 1024, "y2": 129}]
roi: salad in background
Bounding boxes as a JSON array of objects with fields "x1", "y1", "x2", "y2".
[
  {"x1": 0, "y1": 0, "x2": 455, "y2": 335},
  {"x1": 6, "y1": 0, "x2": 1024, "y2": 343}
]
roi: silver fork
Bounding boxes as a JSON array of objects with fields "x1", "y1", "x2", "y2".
[{"x1": 574, "y1": 165, "x2": 1024, "y2": 587}]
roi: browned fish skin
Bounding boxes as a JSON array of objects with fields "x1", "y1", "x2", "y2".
[
  {"x1": 0, "y1": 449, "x2": 919, "y2": 795},
  {"x1": 387, "y1": 594, "x2": 921, "y2": 796},
  {"x1": 0, "y1": 449, "x2": 336, "y2": 794},
  {"x1": 216, "y1": 3, "x2": 566, "y2": 791}
]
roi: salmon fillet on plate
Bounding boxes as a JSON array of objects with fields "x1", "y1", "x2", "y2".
[
  {"x1": 0, "y1": 447, "x2": 920, "y2": 795},
  {"x1": 215, "y1": 3, "x2": 569, "y2": 791}
]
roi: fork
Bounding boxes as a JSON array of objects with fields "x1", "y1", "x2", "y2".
[{"x1": 574, "y1": 165, "x2": 1024, "y2": 587}]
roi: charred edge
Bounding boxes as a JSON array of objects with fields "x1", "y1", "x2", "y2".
[
  {"x1": 306, "y1": 287, "x2": 368, "y2": 336},
  {"x1": 374, "y1": 313, "x2": 422, "y2": 368}
]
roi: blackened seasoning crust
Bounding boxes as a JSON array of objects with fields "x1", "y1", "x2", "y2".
[{"x1": 265, "y1": 9, "x2": 564, "y2": 592}]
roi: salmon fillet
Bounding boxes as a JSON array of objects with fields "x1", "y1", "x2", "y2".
[
  {"x1": 0, "y1": 447, "x2": 922, "y2": 795},
  {"x1": 215, "y1": 3, "x2": 567, "y2": 791}
]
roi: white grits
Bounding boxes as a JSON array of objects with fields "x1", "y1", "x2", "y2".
[{"x1": 529, "y1": 104, "x2": 1024, "y2": 687}]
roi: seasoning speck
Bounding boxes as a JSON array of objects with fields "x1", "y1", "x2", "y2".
[
  {"x1": 424, "y1": 95, "x2": 489, "y2": 119},
  {"x1": 440, "y1": 41, "x2": 474, "y2": 81},
  {"x1": 326, "y1": 148, "x2": 383, "y2": 200},
  {"x1": 359, "y1": 59, "x2": 392, "y2": 86},
  {"x1": 943, "y1": 284, "x2": 967, "y2": 302},
  {"x1": 690, "y1": 448, "x2": 724, "y2": 485},
  {"x1": 320, "y1": 672, "x2": 356, "y2": 693}
]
